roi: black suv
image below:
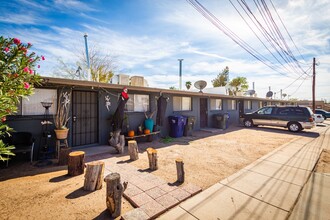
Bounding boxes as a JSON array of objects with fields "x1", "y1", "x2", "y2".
[{"x1": 241, "y1": 106, "x2": 315, "y2": 132}]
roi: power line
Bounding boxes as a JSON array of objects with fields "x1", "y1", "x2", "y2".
[
  {"x1": 269, "y1": 0, "x2": 307, "y2": 63},
  {"x1": 186, "y1": 0, "x2": 299, "y2": 78}
]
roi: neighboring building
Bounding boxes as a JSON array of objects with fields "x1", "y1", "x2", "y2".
[{"x1": 6, "y1": 77, "x2": 289, "y2": 160}]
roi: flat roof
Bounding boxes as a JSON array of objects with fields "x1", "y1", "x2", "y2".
[{"x1": 41, "y1": 76, "x2": 287, "y2": 102}]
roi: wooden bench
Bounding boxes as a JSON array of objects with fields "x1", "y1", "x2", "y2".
[{"x1": 125, "y1": 131, "x2": 160, "y2": 142}]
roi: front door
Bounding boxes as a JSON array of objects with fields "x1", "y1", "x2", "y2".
[
  {"x1": 200, "y1": 98, "x2": 208, "y2": 128},
  {"x1": 238, "y1": 99, "x2": 244, "y2": 119},
  {"x1": 72, "y1": 91, "x2": 98, "y2": 147}
]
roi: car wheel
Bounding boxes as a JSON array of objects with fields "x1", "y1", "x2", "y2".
[
  {"x1": 324, "y1": 116, "x2": 327, "y2": 120},
  {"x1": 244, "y1": 119, "x2": 253, "y2": 127},
  {"x1": 288, "y1": 122, "x2": 301, "y2": 132}
]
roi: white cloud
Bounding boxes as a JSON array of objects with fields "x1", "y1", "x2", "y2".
[{"x1": 0, "y1": 13, "x2": 39, "y2": 25}]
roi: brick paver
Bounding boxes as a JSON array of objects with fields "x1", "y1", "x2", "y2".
[
  {"x1": 155, "y1": 193, "x2": 180, "y2": 209},
  {"x1": 91, "y1": 153, "x2": 202, "y2": 220}
]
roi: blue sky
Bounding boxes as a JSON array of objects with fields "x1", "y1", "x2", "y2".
[{"x1": 1, "y1": 0, "x2": 329, "y2": 101}]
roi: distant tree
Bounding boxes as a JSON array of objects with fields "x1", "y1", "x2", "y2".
[
  {"x1": 169, "y1": 86, "x2": 177, "y2": 90},
  {"x1": 55, "y1": 44, "x2": 116, "y2": 83},
  {"x1": 212, "y1": 66, "x2": 229, "y2": 87},
  {"x1": 282, "y1": 93, "x2": 287, "y2": 99},
  {"x1": 185, "y1": 81, "x2": 192, "y2": 90},
  {"x1": 228, "y1": 77, "x2": 249, "y2": 96}
]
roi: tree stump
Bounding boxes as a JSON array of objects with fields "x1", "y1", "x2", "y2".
[
  {"x1": 147, "y1": 148, "x2": 158, "y2": 170},
  {"x1": 109, "y1": 129, "x2": 125, "y2": 154},
  {"x1": 68, "y1": 151, "x2": 85, "y2": 176},
  {"x1": 58, "y1": 147, "x2": 71, "y2": 166},
  {"x1": 104, "y1": 173, "x2": 128, "y2": 218},
  {"x1": 128, "y1": 140, "x2": 139, "y2": 161},
  {"x1": 176, "y1": 158, "x2": 185, "y2": 183},
  {"x1": 84, "y1": 161, "x2": 104, "y2": 191}
]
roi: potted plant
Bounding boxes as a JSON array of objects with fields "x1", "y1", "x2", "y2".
[
  {"x1": 54, "y1": 91, "x2": 71, "y2": 139},
  {"x1": 144, "y1": 111, "x2": 156, "y2": 133}
]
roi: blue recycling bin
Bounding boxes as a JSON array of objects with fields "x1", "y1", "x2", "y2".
[{"x1": 168, "y1": 115, "x2": 187, "y2": 138}]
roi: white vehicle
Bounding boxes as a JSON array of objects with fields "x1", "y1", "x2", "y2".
[{"x1": 313, "y1": 113, "x2": 325, "y2": 123}]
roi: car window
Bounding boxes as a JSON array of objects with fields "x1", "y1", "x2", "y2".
[
  {"x1": 293, "y1": 108, "x2": 305, "y2": 115},
  {"x1": 276, "y1": 108, "x2": 290, "y2": 115},
  {"x1": 257, "y1": 107, "x2": 273, "y2": 115}
]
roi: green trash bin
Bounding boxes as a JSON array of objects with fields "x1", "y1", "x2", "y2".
[{"x1": 183, "y1": 116, "x2": 196, "y2": 136}]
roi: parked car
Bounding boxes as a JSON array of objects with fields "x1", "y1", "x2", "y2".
[
  {"x1": 241, "y1": 106, "x2": 315, "y2": 132},
  {"x1": 315, "y1": 109, "x2": 330, "y2": 120},
  {"x1": 313, "y1": 113, "x2": 325, "y2": 123}
]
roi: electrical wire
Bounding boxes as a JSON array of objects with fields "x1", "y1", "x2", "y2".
[
  {"x1": 269, "y1": 0, "x2": 307, "y2": 63},
  {"x1": 186, "y1": 0, "x2": 296, "y2": 78}
]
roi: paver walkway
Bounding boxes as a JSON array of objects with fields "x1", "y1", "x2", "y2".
[
  {"x1": 85, "y1": 155, "x2": 202, "y2": 219},
  {"x1": 158, "y1": 125, "x2": 330, "y2": 220}
]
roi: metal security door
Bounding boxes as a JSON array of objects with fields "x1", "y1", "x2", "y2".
[
  {"x1": 72, "y1": 91, "x2": 98, "y2": 147},
  {"x1": 200, "y1": 98, "x2": 208, "y2": 128},
  {"x1": 238, "y1": 99, "x2": 244, "y2": 119}
]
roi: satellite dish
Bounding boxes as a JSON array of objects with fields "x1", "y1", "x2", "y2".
[
  {"x1": 266, "y1": 91, "x2": 273, "y2": 98},
  {"x1": 194, "y1": 80, "x2": 207, "y2": 93},
  {"x1": 245, "y1": 90, "x2": 256, "y2": 96}
]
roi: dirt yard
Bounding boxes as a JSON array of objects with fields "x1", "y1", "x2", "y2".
[{"x1": 0, "y1": 124, "x2": 329, "y2": 219}]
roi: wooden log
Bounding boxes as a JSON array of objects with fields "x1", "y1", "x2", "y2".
[
  {"x1": 58, "y1": 147, "x2": 71, "y2": 166},
  {"x1": 104, "y1": 173, "x2": 128, "y2": 218},
  {"x1": 109, "y1": 129, "x2": 125, "y2": 154},
  {"x1": 146, "y1": 147, "x2": 158, "y2": 170},
  {"x1": 118, "y1": 135, "x2": 125, "y2": 154},
  {"x1": 128, "y1": 140, "x2": 139, "y2": 161},
  {"x1": 68, "y1": 151, "x2": 85, "y2": 176},
  {"x1": 176, "y1": 158, "x2": 185, "y2": 183},
  {"x1": 84, "y1": 161, "x2": 105, "y2": 191}
]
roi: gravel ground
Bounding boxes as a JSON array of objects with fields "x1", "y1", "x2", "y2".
[{"x1": 1, "y1": 123, "x2": 328, "y2": 219}]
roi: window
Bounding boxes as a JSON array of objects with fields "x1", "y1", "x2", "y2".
[
  {"x1": 173, "y1": 96, "x2": 192, "y2": 111},
  {"x1": 228, "y1": 100, "x2": 236, "y2": 110},
  {"x1": 210, "y1": 99, "x2": 222, "y2": 110},
  {"x1": 21, "y1": 88, "x2": 57, "y2": 115},
  {"x1": 244, "y1": 100, "x2": 252, "y2": 109},
  {"x1": 125, "y1": 94, "x2": 149, "y2": 112},
  {"x1": 257, "y1": 107, "x2": 273, "y2": 115}
]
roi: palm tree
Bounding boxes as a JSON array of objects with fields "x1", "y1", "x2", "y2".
[{"x1": 185, "y1": 81, "x2": 192, "y2": 90}]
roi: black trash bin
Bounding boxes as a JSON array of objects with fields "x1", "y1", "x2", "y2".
[
  {"x1": 213, "y1": 114, "x2": 226, "y2": 129},
  {"x1": 168, "y1": 115, "x2": 187, "y2": 138},
  {"x1": 183, "y1": 116, "x2": 196, "y2": 136}
]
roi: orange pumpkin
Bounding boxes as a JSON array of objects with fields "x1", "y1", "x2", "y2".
[
  {"x1": 144, "y1": 129, "x2": 150, "y2": 134},
  {"x1": 128, "y1": 130, "x2": 135, "y2": 137}
]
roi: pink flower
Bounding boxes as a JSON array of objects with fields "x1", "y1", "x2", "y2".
[
  {"x1": 23, "y1": 82, "x2": 30, "y2": 89},
  {"x1": 23, "y1": 67, "x2": 29, "y2": 72},
  {"x1": 29, "y1": 58, "x2": 33, "y2": 62},
  {"x1": 41, "y1": 55, "x2": 45, "y2": 60},
  {"x1": 4, "y1": 47, "x2": 9, "y2": 52},
  {"x1": 38, "y1": 65, "x2": 40, "y2": 68},
  {"x1": 13, "y1": 38, "x2": 21, "y2": 45},
  {"x1": 29, "y1": 69, "x2": 34, "y2": 74},
  {"x1": 28, "y1": 42, "x2": 32, "y2": 46}
]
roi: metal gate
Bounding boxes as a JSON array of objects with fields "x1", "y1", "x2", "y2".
[{"x1": 72, "y1": 91, "x2": 98, "y2": 147}]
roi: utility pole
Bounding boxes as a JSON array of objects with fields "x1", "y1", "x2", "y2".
[
  {"x1": 178, "y1": 59, "x2": 184, "y2": 90},
  {"x1": 312, "y1": 57, "x2": 316, "y2": 113}
]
